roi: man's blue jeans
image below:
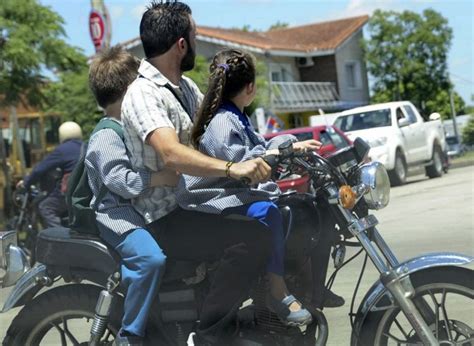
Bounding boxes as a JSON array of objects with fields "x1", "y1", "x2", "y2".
[
  {"x1": 100, "y1": 228, "x2": 166, "y2": 337},
  {"x1": 224, "y1": 201, "x2": 285, "y2": 276}
]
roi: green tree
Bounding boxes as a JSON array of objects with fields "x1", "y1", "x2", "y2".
[
  {"x1": 425, "y1": 89, "x2": 465, "y2": 120},
  {"x1": 0, "y1": 0, "x2": 85, "y2": 214},
  {"x1": 462, "y1": 115, "x2": 474, "y2": 146},
  {"x1": 268, "y1": 21, "x2": 289, "y2": 31},
  {"x1": 363, "y1": 9, "x2": 455, "y2": 116},
  {"x1": 0, "y1": 0, "x2": 85, "y2": 108},
  {"x1": 42, "y1": 66, "x2": 101, "y2": 137}
]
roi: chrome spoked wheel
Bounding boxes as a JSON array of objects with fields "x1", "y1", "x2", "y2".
[{"x1": 374, "y1": 283, "x2": 474, "y2": 345}]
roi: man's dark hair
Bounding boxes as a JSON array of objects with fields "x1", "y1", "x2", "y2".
[
  {"x1": 140, "y1": 1, "x2": 192, "y2": 59},
  {"x1": 88, "y1": 47, "x2": 140, "y2": 108}
]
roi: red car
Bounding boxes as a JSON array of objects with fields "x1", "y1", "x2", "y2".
[{"x1": 263, "y1": 125, "x2": 352, "y2": 193}]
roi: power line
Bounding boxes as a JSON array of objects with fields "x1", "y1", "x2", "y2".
[{"x1": 450, "y1": 72, "x2": 474, "y2": 85}]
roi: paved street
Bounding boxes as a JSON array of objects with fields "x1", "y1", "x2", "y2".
[
  {"x1": 324, "y1": 165, "x2": 474, "y2": 345},
  {"x1": 0, "y1": 166, "x2": 473, "y2": 345}
]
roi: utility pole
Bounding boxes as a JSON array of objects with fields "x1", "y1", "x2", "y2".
[{"x1": 449, "y1": 82, "x2": 460, "y2": 142}]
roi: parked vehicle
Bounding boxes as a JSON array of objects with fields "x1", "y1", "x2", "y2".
[
  {"x1": 1, "y1": 138, "x2": 472, "y2": 345},
  {"x1": 264, "y1": 125, "x2": 352, "y2": 192},
  {"x1": 334, "y1": 101, "x2": 447, "y2": 186},
  {"x1": 446, "y1": 135, "x2": 466, "y2": 157}
]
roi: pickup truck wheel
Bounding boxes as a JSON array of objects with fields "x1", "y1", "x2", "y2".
[
  {"x1": 426, "y1": 145, "x2": 443, "y2": 178},
  {"x1": 388, "y1": 152, "x2": 407, "y2": 186}
]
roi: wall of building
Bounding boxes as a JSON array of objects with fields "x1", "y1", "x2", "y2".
[
  {"x1": 298, "y1": 55, "x2": 338, "y2": 88},
  {"x1": 334, "y1": 30, "x2": 369, "y2": 104},
  {"x1": 264, "y1": 55, "x2": 301, "y2": 82}
]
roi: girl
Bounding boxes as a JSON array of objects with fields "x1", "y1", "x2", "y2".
[{"x1": 177, "y1": 48, "x2": 321, "y2": 326}]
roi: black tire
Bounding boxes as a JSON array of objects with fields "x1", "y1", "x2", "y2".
[
  {"x1": 3, "y1": 284, "x2": 122, "y2": 346},
  {"x1": 388, "y1": 151, "x2": 407, "y2": 186},
  {"x1": 426, "y1": 145, "x2": 444, "y2": 178},
  {"x1": 352, "y1": 266, "x2": 474, "y2": 346}
]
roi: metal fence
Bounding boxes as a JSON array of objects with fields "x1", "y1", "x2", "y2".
[{"x1": 271, "y1": 81, "x2": 352, "y2": 112}]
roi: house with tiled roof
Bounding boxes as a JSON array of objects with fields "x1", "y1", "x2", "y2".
[{"x1": 122, "y1": 15, "x2": 370, "y2": 127}]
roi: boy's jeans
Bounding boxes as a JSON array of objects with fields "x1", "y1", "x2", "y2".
[{"x1": 101, "y1": 228, "x2": 166, "y2": 337}]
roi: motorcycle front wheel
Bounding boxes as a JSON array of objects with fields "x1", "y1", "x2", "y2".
[
  {"x1": 354, "y1": 266, "x2": 474, "y2": 345},
  {"x1": 3, "y1": 284, "x2": 122, "y2": 346}
]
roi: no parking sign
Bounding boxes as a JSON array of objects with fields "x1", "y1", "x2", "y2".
[
  {"x1": 89, "y1": 11, "x2": 105, "y2": 51},
  {"x1": 89, "y1": 0, "x2": 111, "y2": 52}
]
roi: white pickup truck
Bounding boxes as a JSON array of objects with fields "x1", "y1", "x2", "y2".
[{"x1": 334, "y1": 101, "x2": 447, "y2": 185}]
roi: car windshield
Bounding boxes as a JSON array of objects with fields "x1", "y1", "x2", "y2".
[
  {"x1": 446, "y1": 137, "x2": 459, "y2": 145},
  {"x1": 334, "y1": 109, "x2": 392, "y2": 132},
  {"x1": 293, "y1": 132, "x2": 314, "y2": 141}
]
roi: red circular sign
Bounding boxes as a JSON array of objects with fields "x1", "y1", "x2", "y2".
[{"x1": 89, "y1": 11, "x2": 105, "y2": 50}]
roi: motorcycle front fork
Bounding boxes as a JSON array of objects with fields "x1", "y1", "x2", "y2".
[
  {"x1": 89, "y1": 272, "x2": 121, "y2": 346},
  {"x1": 339, "y1": 206, "x2": 440, "y2": 345}
]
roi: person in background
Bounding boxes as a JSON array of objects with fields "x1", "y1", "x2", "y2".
[{"x1": 16, "y1": 121, "x2": 82, "y2": 228}]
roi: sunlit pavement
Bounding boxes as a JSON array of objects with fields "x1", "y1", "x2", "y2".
[{"x1": 1, "y1": 165, "x2": 473, "y2": 345}]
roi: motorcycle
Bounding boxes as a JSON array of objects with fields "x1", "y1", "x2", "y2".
[
  {"x1": 6, "y1": 184, "x2": 46, "y2": 263},
  {"x1": 0, "y1": 138, "x2": 472, "y2": 345},
  {"x1": 6, "y1": 169, "x2": 69, "y2": 264}
]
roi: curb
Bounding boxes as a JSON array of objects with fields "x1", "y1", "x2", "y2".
[{"x1": 449, "y1": 160, "x2": 474, "y2": 170}]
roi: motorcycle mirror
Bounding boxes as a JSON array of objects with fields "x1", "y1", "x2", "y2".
[
  {"x1": 278, "y1": 140, "x2": 294, "y2": 158},
  {"x1": 353, "y1": 137, "x2": 370, "y2": 163}
]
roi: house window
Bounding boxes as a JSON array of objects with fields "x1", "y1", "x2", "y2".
[
  {"x1": 345, "y1": 61, "x2": 361, "y2": 89},
  {"x1": 271, "y1": 71, "x2": 281, "y2": 82},
  {"x1": 270, "y1": 63, "x2": 294, "y2": 82}
]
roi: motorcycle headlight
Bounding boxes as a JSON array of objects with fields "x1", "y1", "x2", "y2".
[{"x1": 358, "y1": 161, "x2": 390, "y2": 210}]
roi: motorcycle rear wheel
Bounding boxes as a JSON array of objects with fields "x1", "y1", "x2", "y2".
[
  {"x1": 3, "y1": 284, "x2": 122, "y2": 346},
  {"x1": 353, "y1": 266, "x2": 474, "y2": 345}
]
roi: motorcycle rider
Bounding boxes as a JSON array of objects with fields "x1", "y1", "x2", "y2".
[
  {"x1": 121, "y1": 1, "x2": 272, "y2": 344},
  {"x1": 86, "y1": 47, "x2": 180, "y2": 346},
  {"x1": 177, "y1": 48, "x2": 316, "y2": 326},
  {"x1": 16, "y1": 121, "x2": 82, "y2": 228}
]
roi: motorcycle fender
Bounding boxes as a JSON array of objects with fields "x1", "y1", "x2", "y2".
[
  {"x1": 353, "y1": 252, "x2": 473, "y2": 336},
  {"x1": 1, "y1": 263, "x2": 47, "y2": 313}
]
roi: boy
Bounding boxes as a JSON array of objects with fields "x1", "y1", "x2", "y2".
[{"x1": 87, "y1": 47, "x2": 177, "y2": 345}]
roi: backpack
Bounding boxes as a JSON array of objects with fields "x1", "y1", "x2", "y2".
[{"x1": 66, "y1": 118, "x2": 124, "y2": 235}]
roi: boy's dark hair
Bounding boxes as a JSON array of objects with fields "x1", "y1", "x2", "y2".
[
  {"x1": 191, "y1": 49, "x2": 256, "y2": 148},
  {"x1": 88, "y1": 46, "x2": 139, "y2": 108},
  {"x1": 140, "y1": 1, "x2": 192, "y2": 59}
]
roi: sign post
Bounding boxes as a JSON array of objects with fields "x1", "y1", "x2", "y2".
[{"x1": 89, "y1": 0, "x2": 111, "y2": 52}]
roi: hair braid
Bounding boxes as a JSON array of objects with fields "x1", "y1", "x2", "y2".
[
  {"x1": 191, "y1": 49, "x2": 256, "y2": 148},
  {"x1": 191, "y1": 66, "x2": 226, "y2": 148}
]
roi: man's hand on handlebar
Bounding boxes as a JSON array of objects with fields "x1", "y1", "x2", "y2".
[
  {"x1": 293, "y1": 139, "x2": 322, "y2": 152},
  {"x1": 229, "y1": 157, "x2": 271, "y2": 185}
]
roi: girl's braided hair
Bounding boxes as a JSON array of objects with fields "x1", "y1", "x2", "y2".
[{"x1": 191, "y1": 48, "x2": 256, "y2": 148}]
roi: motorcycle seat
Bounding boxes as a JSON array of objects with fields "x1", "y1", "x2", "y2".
[
  {"x1": 36, "y1": 227, "x2": 119, "y2": 275},
  {"x1": 36, "y1": 228, "x2": 200, "y2": 284}
]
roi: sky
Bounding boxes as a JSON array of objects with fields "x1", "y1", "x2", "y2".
[{"x1": 41, "y1": 0, "x2": 474, "y2": 105}]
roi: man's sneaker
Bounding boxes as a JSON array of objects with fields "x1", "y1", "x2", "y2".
[{"x1": 322, "y1": 289, "x2": 345, "y2": 308}]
